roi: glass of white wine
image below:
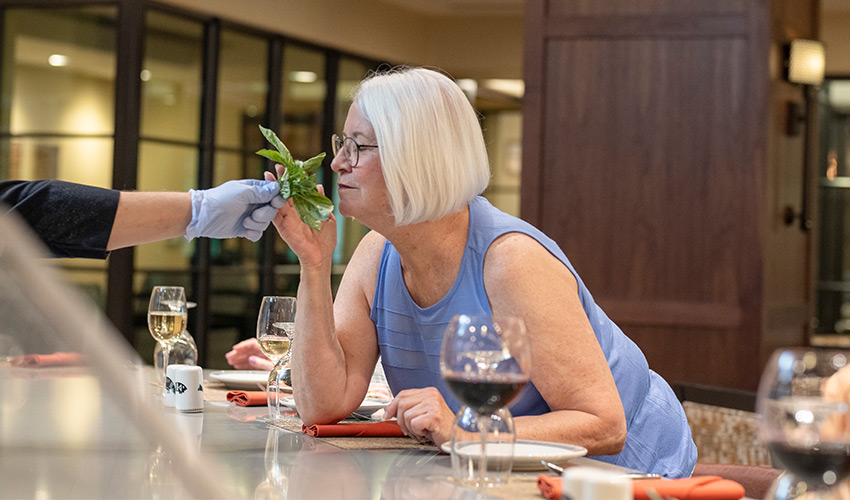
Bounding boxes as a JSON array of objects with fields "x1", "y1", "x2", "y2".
[
  {"x1": 256, "y1": 296, "x2": 296, "y2": 422},
  {"x1": 147, "y1": 286, "x2": 187, "y2": 387}
]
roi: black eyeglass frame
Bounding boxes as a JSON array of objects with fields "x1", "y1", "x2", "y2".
[{"x1": 331, "y1": 133, "x2": 378, "y2": 168}]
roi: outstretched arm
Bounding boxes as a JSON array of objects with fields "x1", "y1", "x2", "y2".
[
  {"x1": 107, "y1": 179, "x2": 284, "y2": 250},
  {"x1": 106, "y1": 191, "x2": 190, "y2": 250}
]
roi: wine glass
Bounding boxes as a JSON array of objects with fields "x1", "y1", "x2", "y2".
[
  {"x1": 147, "y1": 286, "x2": 187, "y2": 386},
  {"x1": 155, "y1": 301, "x2": 198, "y2": 373},
  {"x1": 757, "y1": 348, "x2": 850, "y2": 499},
  {"x1": 440, "y1": 314, "x2": 531, "y2": 489},
  {"x1": 256, "y1": 296, "x2": 297, "y2": 422}
]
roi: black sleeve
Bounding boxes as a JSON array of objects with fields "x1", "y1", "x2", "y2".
[{"x1": 0, "y1": 180, "x2": 121, "y2": 259}]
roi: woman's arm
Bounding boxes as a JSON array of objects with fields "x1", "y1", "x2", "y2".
[
  {"x1": 266, "y1": 164, "x2": 383, "y2": 425},
  {"x1": 484, "y1": 232, "x2": 627, "y2": 455},
  {"x1": 291, "y1": 230, "x2": 384, "y2": 425}
]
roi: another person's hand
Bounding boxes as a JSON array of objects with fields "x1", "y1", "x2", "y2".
[
  {"x1": 266, "y1": 166, "x2": 337, "y2": 270},
  {"x1": 382, "y1": 387, "x2": 456, "y2": 445},
  {"x1": 225, "y1": 338, "x2": 274, "y2": 370},
  {"x1": 822, "y1": 365, "x2": 850, "y2": 438},
  {"x1": 185, "y1": 179, "x2": 285, "y2": 242}
]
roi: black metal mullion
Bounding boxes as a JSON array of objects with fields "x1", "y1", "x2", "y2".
[
  {"x1": 259, "y1": 36, "x2": 283, "y2": 300},
  {"x1": 106, "y1": 0, "x2": 144, "y2": 344},
  {"x1": 192, "y1": 18, "x2": 219, "y2": 366},
  {"x1": 321, "y1": 50, "x2": 340, "y2": 198}
]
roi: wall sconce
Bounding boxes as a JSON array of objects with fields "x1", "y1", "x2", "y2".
[
  {"x1": 781, "y1": 39, "x2": 825, "y2": 232},
  {"x1": 784, "y1": 39, "x2": 826, "y2": 136},
  {"x1": 785, "y1": 39, "x2": 825, "y2": 86}
]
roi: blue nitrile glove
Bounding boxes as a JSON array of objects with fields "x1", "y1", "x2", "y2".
[{"x1": 185, "y1": 179, "x2": 285, "y2": 242}]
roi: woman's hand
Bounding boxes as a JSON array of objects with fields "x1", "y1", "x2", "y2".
[
  {"x1": 266, "y1": 165, "x2": 337, "y2": 270},
  {"x1": 382, "y1": 387, "x2": 456, "y2": 445},
  {"x1": 225, "y1": 338, "x2": 274, "y2": 370}
]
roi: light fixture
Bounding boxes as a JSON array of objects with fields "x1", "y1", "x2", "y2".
[
  {"x1": 785, "y1": 39, "x2": 825, "y2": 86},
  {"x1": 481, "y1": 79, "x2": 525, "y2": 99},
  {"x1": 781, "y1": 39, "x2": 825, "y2": 233},
  {"x1": 48, "y1": 54, "x2": 68, "y2": 67},
  {"x1": 784, "y1": 39, "x2": 826, "y2": 136},
  {"x1": 288, "y1": 71, "x2": 317, "y2": 83}
]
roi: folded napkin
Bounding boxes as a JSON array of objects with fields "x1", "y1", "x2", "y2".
[
  {"x1": 10, "y1": 352, "x2": 85, "y2": 368},
  {"x1": 537, "y1": 474, "x2": 745, "y2": 500},
  {"x1": 226, "y1": 390, "x2": 268, "y2": 406},
  {"x1": 302, "y1": 420, "x2": 406, "y2": 437}
]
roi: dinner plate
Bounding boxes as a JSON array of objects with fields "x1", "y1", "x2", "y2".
[
  {"x1": 280, "y1": 396, "x2": 390, "y2": 417},
  {"x1": 440, "y1": 439, "x2": 587, "y2": 471},
  {"x1": 208, "y1": 370, "x2": 271, "y2": 390}
]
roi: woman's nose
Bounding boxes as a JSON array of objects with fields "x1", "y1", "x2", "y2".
[{"x1": 330, "y1": 150, "x2": 349, "y2": 173}]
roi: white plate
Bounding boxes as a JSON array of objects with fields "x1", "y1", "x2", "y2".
[
  {"x1": 280, "y1": 396, "x2": 390, "y2": 417},
  {"x1": 440, "y1": 439, "x2": 587, "y2": 471},
  {"x1": 208, "y1": 370, "x2": 271, "y2": 390}
]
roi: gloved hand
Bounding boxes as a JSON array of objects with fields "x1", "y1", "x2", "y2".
[{"x1": 184, "y1": 179, "x2": 285, "y2": 242}]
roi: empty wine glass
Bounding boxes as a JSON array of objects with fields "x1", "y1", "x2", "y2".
[
  {"x1": 758, "y1": 348, "x2": 850, "y2": 499},
  {"x1": 256, "y1": 296, "x2": 297, "y2": 422},
  {"x1": 440, "y1": 314, "x2": 531, "y2": 489},
  {"x1": 147, "y1": 286, "x2": 187, "y2": 387}
]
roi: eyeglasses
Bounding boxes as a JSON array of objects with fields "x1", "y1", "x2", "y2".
[{"x1": 331, "y1": 134, "x2": 378, "y2": 168}]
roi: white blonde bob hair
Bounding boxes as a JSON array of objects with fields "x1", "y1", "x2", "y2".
[{"x1": 353, "y1": 67, "x2": 491, "y2": 226}]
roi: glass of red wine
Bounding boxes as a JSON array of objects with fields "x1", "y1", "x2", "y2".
[
  {"x1": 757, "y1": 348, "x2": 850, "y2": 499},
  {"x1": 440, "y1": 314, "x2": 531, "y2": 489}
]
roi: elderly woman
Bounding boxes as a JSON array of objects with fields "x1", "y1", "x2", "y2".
[{"x1": 264, "y1": 66, "x2": 696, "y2": 478}]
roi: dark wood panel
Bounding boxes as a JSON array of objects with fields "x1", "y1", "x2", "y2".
[
  {"x1": 520, "y1": 0, "x2": 547, "y2": 226},
  {"x1": 544, "y1": 14, "x2": 748, "y2": 39},
  {"x1": 625, "y1": 325, "x2": 760, "y2": 389},
  {"x1": 540, "y1": 38, "x2": 749, "y2": 303},
  {"x1": 599, "y1": 299, "x2": 742, "y2": 328},
  {"x1": 522, "y1": 0, "x2": 812, "y2": 391},
  {"x1": 547, "y1": 0, "x2": 748, "y2": 17}
]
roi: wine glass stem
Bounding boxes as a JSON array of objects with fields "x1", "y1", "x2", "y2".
[
  {"x1": 161, "y1": 342, "x2": 171, "y2": 385},
  {"x1": 478, "y1": 414, "x2": 490, "y2": 489},
  {"x1": 267, "y1": 365, "x2": 280, "y2": 420}
]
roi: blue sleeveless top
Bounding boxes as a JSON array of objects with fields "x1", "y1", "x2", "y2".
[{"x1": 369, "y1": 197, "x2": 696, "y2": 478}]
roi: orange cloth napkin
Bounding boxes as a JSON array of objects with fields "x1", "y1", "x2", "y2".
[
  {"x1": 302, "y1": 420, "x2": 406, "y2": 437},
  {"x1": 226, "y1": 390, "x2": 268, "y2": 406},
  {"x1": 10, "y1": 352, "x2": 85, "y2": 368},
  {"x1": 537, "y1": 474, "x2": 745, "y2": 500}
]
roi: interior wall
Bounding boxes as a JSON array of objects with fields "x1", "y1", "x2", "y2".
[
  {"x1": 822, "y1": 12, "x2": 850, "y2": 74},
  {"x1": 155, "y1": 0, "x2": 524, "y2": 80}
]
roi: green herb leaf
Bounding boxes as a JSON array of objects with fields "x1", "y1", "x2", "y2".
[
  {"x1": 256, "y1": 149, "x2": 288, "y2": 165},
  {"x1": 256, "y1": 125, "x2": 334, "y2": 230},
  {"x1": 259, "y1": 126, "x2": 293, "y2": 166},
  {"x1": 277, "y1": 177, "x2": 291, "y2": 199},
  {"x1": 301, "y1": 153, "x2": 326, "y2": 175}
]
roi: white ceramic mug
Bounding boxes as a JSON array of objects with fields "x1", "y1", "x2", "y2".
[
  {"x1": 164, "y1": 364, "x2": 180, "y2": 408},
  {"x1": 172, "y1": 365, "x2": 204, "y2": 413},
  {"x1": 562, "y1": 466, "x2": 632, "y2": 500}
]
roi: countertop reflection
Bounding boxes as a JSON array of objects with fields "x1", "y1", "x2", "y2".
[{"x1": 0, "y1": 366, "x2": 519, "y2": 500}]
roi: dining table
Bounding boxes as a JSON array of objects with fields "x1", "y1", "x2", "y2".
[{"x1": 0, "y1": 363, "x2": 640, "y2": 500}]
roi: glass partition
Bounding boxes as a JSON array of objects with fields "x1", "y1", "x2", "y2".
[
  {"x1": 334, "y1": 58, "x2": 372, "y2": 265},
  {"x1": 209, "y1": 28, "x2": 269, "y2": 357},
  {"x1": 139, "y1": 11, "x2": 202, "y2": 143},
  {"x1": 134, "y1": 11, "x2": 203, "y2": 363},
  {"x1": 0, "y1": 6, "x2": 118, "y2": 309},
  {"x1": 815, "y1": 78, "x2": 850, "y2": 337},
  {"x1": 273, "y1": 44, "x2": 328, "y2": 293}
]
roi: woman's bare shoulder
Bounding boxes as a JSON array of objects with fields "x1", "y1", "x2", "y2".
[
  {"x1": 483, "y1": 231, "x2": 577, "y2": 300},
  {"x1": 338, "y1": 230, "x2": 387, "y2": 298}
]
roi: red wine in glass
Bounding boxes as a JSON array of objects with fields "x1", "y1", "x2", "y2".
[{"x1": 445, "y1": 374, "x2": 527, "y2": 415}]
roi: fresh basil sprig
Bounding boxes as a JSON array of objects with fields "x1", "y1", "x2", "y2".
[{"x1": 256, "y1": 125, "x2": 334, "y2": 230}]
